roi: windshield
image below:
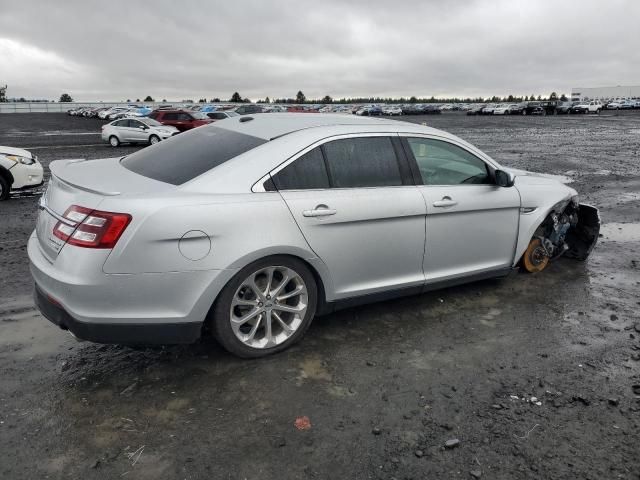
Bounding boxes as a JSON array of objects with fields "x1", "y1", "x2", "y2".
[
  {"x1": 121, "y1": 126, "x2": 267, "y2": 185},
  {"x1": 226, "y1": 111, "x2": 239, "y2": 117}
]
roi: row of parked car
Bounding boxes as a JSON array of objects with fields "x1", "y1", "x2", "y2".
[
  {"x1": 463, "y1": 99, "x2": 640, "y2": 116},
  {"x1": 85, "y1": 97, "x2": 640, "y2": 147}
]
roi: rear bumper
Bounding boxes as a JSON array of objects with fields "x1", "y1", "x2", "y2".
[
  {"x1": 34, "y1": 284, "x2": 202, "y2": 344},
  {"x1": 28, "y1": 231, "x2": 233, "y2": 345}
]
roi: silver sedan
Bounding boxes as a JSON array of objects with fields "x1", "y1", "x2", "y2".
[
  {"x1": 29, "y1": 114, "x2": 599, "y2": 357},
  {"x1": 101, "y1": 117, "x2": 179, "y2": 147}
]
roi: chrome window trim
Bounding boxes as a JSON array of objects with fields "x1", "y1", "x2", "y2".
[{"x1": 251, "y1": 132, "x2": 403, "y2": 193}]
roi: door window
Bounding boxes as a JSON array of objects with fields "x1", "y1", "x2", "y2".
[
  {"x1": 322, "y1": 137, "x2": 402, "y2": 188},
  {"x1": 406, "y1": 138, "x2": 490, "y2": 185},
  {"x1": 163, "y1": 113, "x2": 178, "y2": 121},
  {"x1": 272, "y1": 147, "x2": 330, "y2": 190}
]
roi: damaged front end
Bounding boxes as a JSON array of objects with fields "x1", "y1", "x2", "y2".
[
  {"x1": 564, "y1": 203, "x2": 600, "y2": 260},
  {"x1": 523, "y1": 198, "x2": 600, "y2": 272}
]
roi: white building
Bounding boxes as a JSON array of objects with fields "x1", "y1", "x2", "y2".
[{"x1": 571, "y1": 86, "x2": 640, "y2": 102}]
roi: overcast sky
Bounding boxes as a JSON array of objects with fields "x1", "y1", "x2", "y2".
[{"x1": 1, "y1": 0, "x2": 639, "y2": 102}]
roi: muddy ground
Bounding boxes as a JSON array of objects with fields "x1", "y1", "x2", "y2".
[{"x1": 1, "y1": 112, "x2": 639, "y2": 479}]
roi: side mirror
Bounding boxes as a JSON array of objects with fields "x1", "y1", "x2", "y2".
[{"x1": 495, "y1": 169, "x2": 514, "y2": 187}]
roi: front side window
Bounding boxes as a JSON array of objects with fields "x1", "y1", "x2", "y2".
[
  {"x1": 272, "y1": 147, "x2": 329, "y2": 190},
  {"x1": 163, "y1": 112, "x2": 178, "y2": 120},
  {"x1": 322, "y1": 137, "x2": 402, "y2": 188},
  {"x1": 406, "y1": 138, "x2": 490, "y2": 186}
]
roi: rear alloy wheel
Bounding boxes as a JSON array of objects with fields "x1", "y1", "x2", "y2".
[
  {"x1": 211, "y1": 257, "x2": 317, "y2": 358},
  {"x1": 109, "y1": 135, "x2": 120, "y2": 147},
  {"x1": 149, "y1": 134, "x2": 160, "y2": 145},
  {"x1": 521, "y1": 238, "x2": 549, "y2": 273},
  {"x1": 0, "y1": 175, "x2": 10, "y2": 201}
]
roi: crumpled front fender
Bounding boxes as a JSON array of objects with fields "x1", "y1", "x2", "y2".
[{"x1": 564, "y1": 204, "x2": 600, "y2": 260}]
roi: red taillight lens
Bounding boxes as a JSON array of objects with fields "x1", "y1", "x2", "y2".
[{"x1": 53, "y1": 205, "x2": 132, "y2": 249}]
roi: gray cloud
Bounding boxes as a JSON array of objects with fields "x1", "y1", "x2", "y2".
[{"x1": 1, "y1": 0, "x2": 639, "y2": 101}]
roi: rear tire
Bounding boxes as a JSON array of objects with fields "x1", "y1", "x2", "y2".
[
  {"x1": 109, "y1": 135, "x2": 120, "y2": 147},
  {"x1": 210, "y1": 256, "x2": 318, "y2": 358},
  {"x1": 0, "y1": 175, "x2": 11, "y2": 201}
]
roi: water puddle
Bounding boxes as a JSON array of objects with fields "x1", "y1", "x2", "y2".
[{"x1": 599, "y1": 223, "x2": 640, "y2": 242}]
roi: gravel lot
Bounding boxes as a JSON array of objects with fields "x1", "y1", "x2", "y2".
[{"x1": 1, "y1": 112, "x2": 639, "y2": 479}]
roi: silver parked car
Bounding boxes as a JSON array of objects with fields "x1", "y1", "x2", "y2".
[
  {"x1": 101, "y1": 117, "x2": 179, "y2": 147},
  {"x1": 30, "y1": 114, "x2": 599, "y2": 357}
]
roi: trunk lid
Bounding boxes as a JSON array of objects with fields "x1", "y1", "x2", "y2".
[{"x1": 36, "y1": 157, "x2": 172, "y2": 261}]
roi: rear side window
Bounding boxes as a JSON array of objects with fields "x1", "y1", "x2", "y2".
[
  {"x1": 272, "y1": 147, "x2": 329, "y2": 190},
  {"x1": 322, "y1": 137, "x2": 402, "y2": 188},
  {"x1": 122, "y1": 126, "x2": 267, "y2": 185}
]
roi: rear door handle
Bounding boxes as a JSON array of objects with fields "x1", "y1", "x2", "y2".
[
  {"x1": 433, "y1": 196, "x2": 458, "y2": 208},
  {"x1": 302, "y1": 205, "x2": 337, "y2": 217}
]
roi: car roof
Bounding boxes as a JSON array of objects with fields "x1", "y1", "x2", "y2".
[{"x1": 211, "y1": 113, "x2": 422, "y2": 140}]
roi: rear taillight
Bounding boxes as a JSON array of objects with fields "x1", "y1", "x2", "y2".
[{"x1": 53, "y1": 205, "x2": 132, "y2": 249}]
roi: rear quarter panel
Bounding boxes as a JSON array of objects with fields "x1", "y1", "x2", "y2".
[{"x1": 101, "y1": 193, "x2": 319, "y2": 274}]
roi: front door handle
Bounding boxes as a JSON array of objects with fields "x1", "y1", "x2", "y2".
[
  {"x1": 302, "y1": 204, "x2": 337, "y2": 217},
  {"x1": 433, "y1": 196, "x2": 458, "y2": 208}
]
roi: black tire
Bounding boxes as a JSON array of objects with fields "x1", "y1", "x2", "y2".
[
  {"x1": 109, "y1": 135, "x2": 120, "y2": 147},
  {"x1": 0, "y1": 174, "x2": 11, "y2": 201},
  {"x1": 210, "y1": 255, "x2": 318, "y2": 358},
  {"x1": 148, "y1": 134, "x2": 160, "y2": 145}
]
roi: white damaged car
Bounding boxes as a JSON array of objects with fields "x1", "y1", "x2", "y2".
[
  {"x1": 0, "y1": 146, "x2": 44, "y2": 200},
  {"x1": 29, "y1": 114, "x2": 600, "y2": 357}
]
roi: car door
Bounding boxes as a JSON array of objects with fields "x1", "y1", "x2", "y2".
[
  {"x1": 127, "y1": 119, "x2": 147, "y2": 142},
  {"x1": 111, "y1": 119, "x2": 130, "y2": 141},
  {"x1": 272, "y1": 134, "x2": 427, "y2": 300},
  {"x1": 175, "y1": 113, "x2": 193, "y2": 131},
  {"x1": 161, "y1": 112, "x2": 179, "y2": 129},
  {"x1": 401, "y1": 135, "x2": 520, "y2": 283}
]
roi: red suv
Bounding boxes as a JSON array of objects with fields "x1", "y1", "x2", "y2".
[{"x1": 148, "y1": 109, "x2": 213, "y2": 132}]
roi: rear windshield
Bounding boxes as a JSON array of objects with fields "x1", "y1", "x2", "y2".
[{"x1": 121, "y1": 126, "x2": 267, "y2": 185}]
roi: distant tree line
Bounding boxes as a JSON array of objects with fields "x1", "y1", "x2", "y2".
[
  {"x1": 268, "y1": 91, "x2": 569, "y2": 104},
  {"x1": 0, "y1": 85, "x2": 570, "y2": 105}
]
